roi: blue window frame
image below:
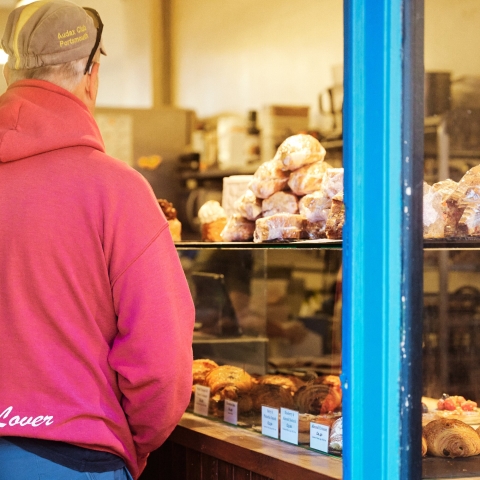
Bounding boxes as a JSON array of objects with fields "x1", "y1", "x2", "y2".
[{"x1": 342, "y1": 1, "x2": 424, "y2": 479}]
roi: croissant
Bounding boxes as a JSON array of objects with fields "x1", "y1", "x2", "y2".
[
  {"x1": 320, "y1": 376, "x2": 342, "y2": 414},
  {"x1": 423, "y1": 418, "x2": 480, "y2": 458},
  {"x1": 251, "y1": 384, "x2": 295, "y2": 412},
  {"x1": 258, "y1": 374, "x2": 305, "y2": 395},
  {"x1": 294, "y1": 382, "x2": 330, "y2": 414},
  {"x1": 205, "y1": 365, "x2": 255, "y2": 401},
  {"x1": 422, "y1": 434, "x2": 428, "y2": 457},
  {"x1": 192, "y1": 359, "x2": 219, "y2": 389}
]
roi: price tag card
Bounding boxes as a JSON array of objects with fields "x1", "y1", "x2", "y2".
[
  {"x1": 193, "y1": 385, "x2": 210, "y2": 416},
  {"x1": 310, "y1": 423, "x2": 330, "y2": 453},
  {"x1": 261, "y1": 406, "x2": 279, "y2": 439},
  {"x1": 223, "y1": 399, "x2": 238, "y2": 425},
  {"x1": 280, "y1": 408, "x2": 299, "y2": 445}
]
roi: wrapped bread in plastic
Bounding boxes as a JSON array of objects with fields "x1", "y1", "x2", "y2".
[
  {"x1": 299, "y1": 191, "x2": 332, "y2": 223},
  {"x1": 423, "y1": 179, "x2": 457, "y2": 239},
  {"x1": 262, "y1": 191, "x2": 299, "y2": 217},
  {"x1": 220, "y1": 214, "x2": 255, "y2": 242},
  {"x1": 304, "y1": 220, "x2": 327, "y2": 240},
  {"x1": 233, "y1": 189, "x2": 262, "y2": 221},
  {"x1": 254, "y1": 213, "x2": 306, "y2": 243},
  {"x1": 325, "y1": 193, "x2": 344, "y2": 240},
  {"x1": 329, "y1": 417, "x2": 343, "y2": 451},
  {"x1": 288, "y1": 160, "x2": 332, "y2": 196},
  {"x1": 444, "y1": 165, "x2": 480, "y2": 237},
  {"x1": 321, "y1": 168, "x2": 344, "y2": 199},
  {"x1": 274, "y1": 133, "x2": 326, "y2": 171},
  {"x1": 249, "y1": 158, "x2": 290, "y2": 199},
  {"x1": 198, "y1": 200, "x2": 227, "y2": 242}
]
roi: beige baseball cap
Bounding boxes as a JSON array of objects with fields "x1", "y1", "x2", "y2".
[{"x1": 2, "y1": 0, "x2": 106, "y2": 71}]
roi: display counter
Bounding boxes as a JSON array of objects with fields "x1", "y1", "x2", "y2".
[{"x1": 139, "y1": 412, "x2": 342, "y2": 480}]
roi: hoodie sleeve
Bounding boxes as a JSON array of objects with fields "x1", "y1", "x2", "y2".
[{"x1": 108, "y1": 226, "x2": 194, "y2": 474}]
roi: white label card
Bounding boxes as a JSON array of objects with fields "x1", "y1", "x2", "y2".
[
  {"x1": 224, "y1": 399, "x2": 238, "y2": 425},
  {"x1": 193, "y1": 385, "x2": 210, "y2": 416},
  {"x1": 310, "y1": 423, "x2": 330, "y2": 453},
  {"x1": 261, "y1": 406, "x2": 279, "y2": 439},
  {"x1": 280, "y1": 408, "x2": 299, "y2": 445}
]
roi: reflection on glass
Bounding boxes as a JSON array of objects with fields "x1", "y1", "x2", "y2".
[{"x1": 179, "y1": 248, "x2": 343, "y2": 455}]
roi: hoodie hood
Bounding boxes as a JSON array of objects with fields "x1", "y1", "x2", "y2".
[{"x1": 0, "y1": 79, "x2": 105, "y2": 163}]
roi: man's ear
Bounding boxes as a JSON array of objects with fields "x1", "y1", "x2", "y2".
[
  {"x1": 3, "y1": 64, "x2": 10, "y2": 85},
  {"x1": 86, "y1": 62, "x2": 100, "y2": 101}
]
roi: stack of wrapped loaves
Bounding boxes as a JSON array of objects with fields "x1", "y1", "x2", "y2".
[
  {"x1": 199, "y1": 134, "x2": 344, "y2": 243},
  {"x1": 423, "y1": 164, "x2": 480, "y2": 239}
]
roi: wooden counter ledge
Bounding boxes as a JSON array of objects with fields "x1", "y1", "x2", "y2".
[{"x1": 140, "y1": 412, "x2": 343, "y2": 480}]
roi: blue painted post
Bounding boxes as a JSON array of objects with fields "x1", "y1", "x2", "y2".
[{"x1": 342, "y1": 0, "x2": 423, "y2": 479}]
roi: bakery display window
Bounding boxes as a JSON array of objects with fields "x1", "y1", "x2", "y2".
[{"x1": 177, "y1": 242, "x2": 344, "y2": 458}]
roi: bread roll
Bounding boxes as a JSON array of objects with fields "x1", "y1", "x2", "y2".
[
  {"x1": 262, "y1": 191, "x2": 299, "y2": 217},
  {"x1": 254, "y1": 213, "x2": 306, "y2": 243},
  {"x1": 325, "y1": 193, "x2": 344, "y2": 240},
  {"x1": 220, "y1": 214, "x2": 255, "y2": 242},
  {"x1": 423, "y1": 418, "x2": 480, "y2": 458},
  {"x1": 249, "y1": 159, "x2": 290, "y2": 199},
  {"x1": 275, "y1": 134, "x2": 326, "y2": 171},
  {"x1": 234, "y1": 189, "x2": 262, "y2": 221},
  {"x1": 288, "y1": 161, "x2": 332, "y2": 196}
]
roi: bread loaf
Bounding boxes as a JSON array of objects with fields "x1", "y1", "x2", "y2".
[{"x1": 254, "y1": 213, "x2": 306, "y2": 243}]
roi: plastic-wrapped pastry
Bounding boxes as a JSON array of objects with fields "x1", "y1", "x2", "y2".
[
  {"x1": 251, "y1": 383, "x2": 295, "y2": 412},
  {"x1": 304, "y1": 220, "x2": 327, "y2": 240},
  {"x1": 234, "y1": 189, "x2": 263, "y2": 221},
  {"x1": 288, "y1": 161, "x2": 332, "y2": 196},
  {"x1": 329, "y1": 417, "x2": 343, "y2": 451},
  {"x1": 423, "y1": 179, "x2": 458, "y2": 238},
  {"x1": 299, "y1": 191, "x2": 332, "y2": 223},
  {"x1": 198, "y1": 200, "x2": 227, "y2": 242},
  {"x1": 220, "y1": 214, "x2": 255, "y2": 242},
  {"x1": 325, "y1": 193, "x2": 345, "y2": 240},
  {"x1": 444, "y1": 165, "x2": 480, "y2": 237},
  {"x1": 254, "y1": 213, "x2": 306, "y2": 243},
  {"x1": 274, "y1": 134, "x2": 326, "y2": 171},
  {"x1": 321, "y1": 168, "x2": 344, "y2": 199},
  {"x1": 423, "y1": 418, "x2": 480, "y2": 457},
  {"x1": 262, "y1": 191, "x2": 299, "y2": 217},
  {"x1": 257, "y1": 374, "x2": 305, "y2": 396},
  {"x1": 205, "y1": 365, "x2": 255, "y2": 401},
  {"x1": 158, "y1": 198, "x2": 182, "y2": 241},
  {"x1": 249, "y1": 158, "x2": 290, "y2": 199}
]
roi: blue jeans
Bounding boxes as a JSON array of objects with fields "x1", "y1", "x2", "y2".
[{"x1": 0, "y1": 438, "x2": 134, "y2": 480}]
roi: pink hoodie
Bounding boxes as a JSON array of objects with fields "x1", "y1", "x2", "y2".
[{"x1": 0, "y1": 80, "x2": 195, "y2": 479}]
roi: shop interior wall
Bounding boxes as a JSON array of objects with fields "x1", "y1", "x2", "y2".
[
  {"x1": 1, "y1": 0, "x2": 478, "y2": 113},
  {"x1": 171, "y1": 0, "x2": 480, "y2": 124}
]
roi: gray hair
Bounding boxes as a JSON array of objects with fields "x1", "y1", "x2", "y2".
[{"x1": 7, "y1": 57, "x2": 88, "y2": 92}]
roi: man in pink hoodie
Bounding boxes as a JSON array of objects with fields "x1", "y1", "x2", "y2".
[{"x1": 0, "y1": 1, "x2": 195, "y2": 479}]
